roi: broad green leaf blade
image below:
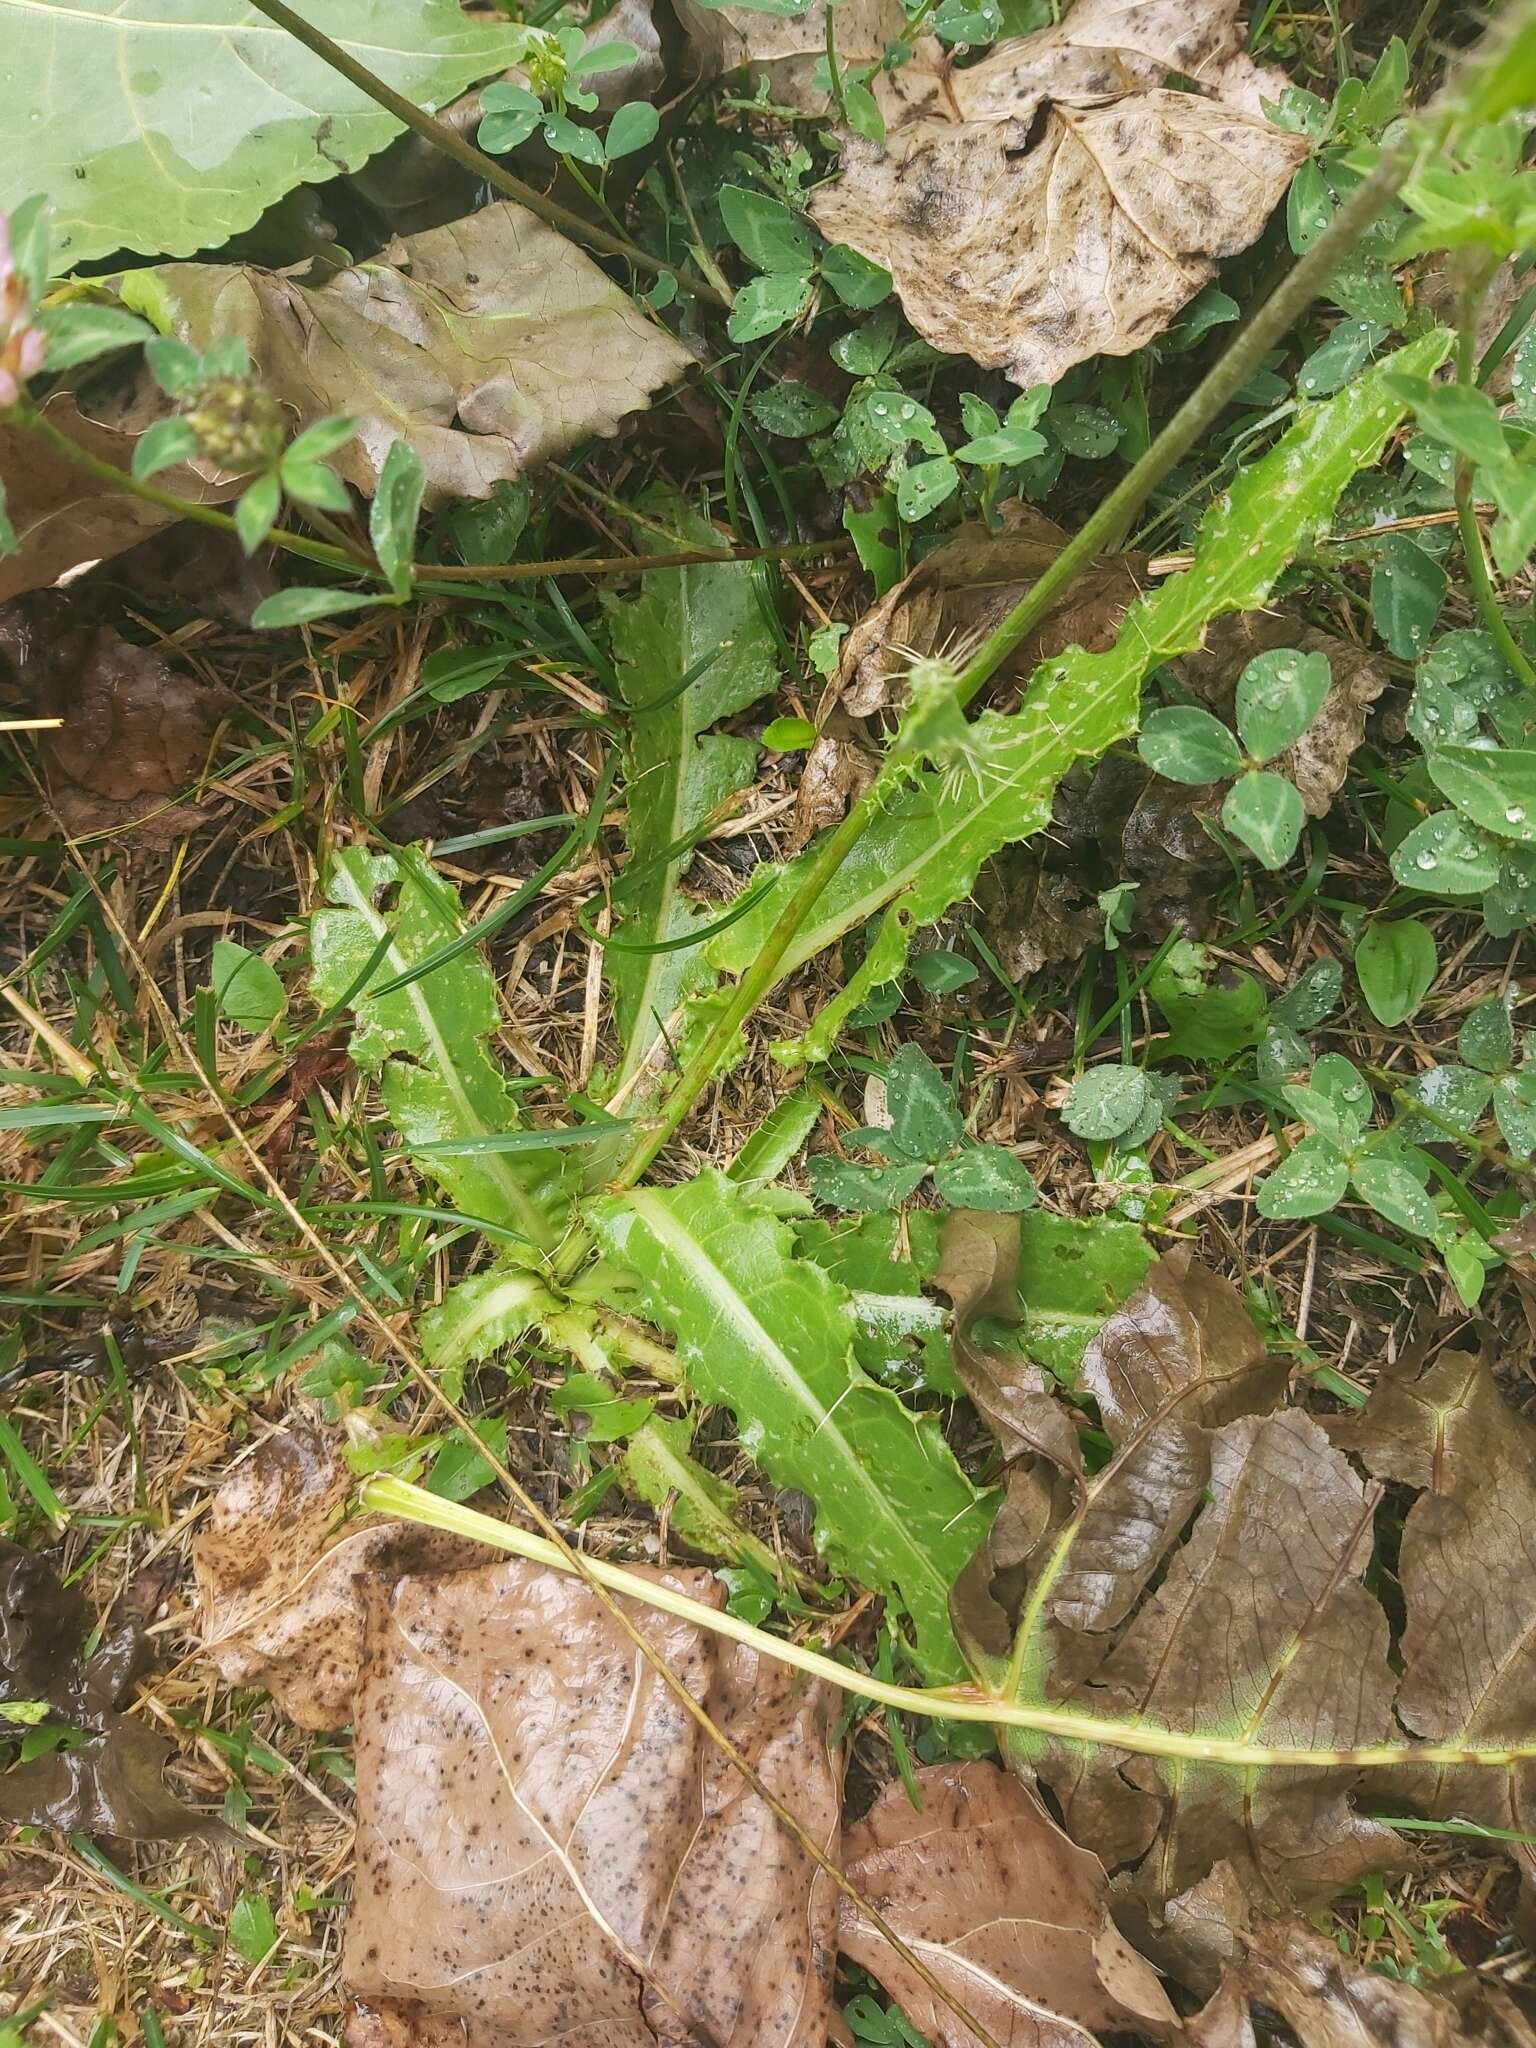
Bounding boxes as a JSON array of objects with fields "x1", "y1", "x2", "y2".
[
  {"x1": 310, "y1": 846, "x2": 570, "y2": 1250},
  {"x1": 1354, "y1": 917, "x2": 1437, "y2": 1027},
  {"x1": 620, "y1": 1415, "x2": 786, "y2": 1581},
  {"x1": 418, "y1": 1267, "x2": 559, "y2": 1377},
  {"x1": 606, "y1": 502, "x2": 780, "y2": 1086},
  {"x1": 211, "y1": 939, "x2": 285, "y2": 1033},
  {"x1": 704, "y1": 331, "x2": 1451, "y2": 1056},
  {"x1": 6, "y1": 0, "x2": 526, "y2": 265},
  {"x1": 589, "y1": 1170, "x2": 992, "y2": 1680},
  {"x1": 1426, "y1": 745, "x2": 1536, "y2": 843}
]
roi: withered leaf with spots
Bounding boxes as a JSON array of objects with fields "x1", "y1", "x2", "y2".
[
  {"x1": 0, "y1": 1541, "x2": 204, "y2": 1839},
  {"x1": 344, "y1": 1554, "x2": 841, "y2": 2048},
  {"x1": 1329, "y1": 1337, "x2": 1536, "y2": 1889},
  {"x1": 838, "y1": 1759, "x2": 1177, "y2": 2048},
  {"x1": 810, "y1": 0, "x2": 1308, "y2": 385}
]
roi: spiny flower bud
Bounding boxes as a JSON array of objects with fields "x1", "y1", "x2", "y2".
[
  {"x1": 0, "y1": 212, "x2": 46, "y2": 409},
  {"x1": 183, "y1": 375, "x2": 284, "y2": 471}
]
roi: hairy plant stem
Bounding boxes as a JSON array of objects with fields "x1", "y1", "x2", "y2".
[
  {"x1": 242, "y1": 0, "x2": 729, "y2": 310},
  {"x1": 612, "y1": 0, "x2": 1536, "y2": 1183},
  {"x1": 366, "y1": 1476, "x2": 1536, "y2": 1773},
  {"x1": 1453, "y1": 284, "x2": 1536, "y2": 694}
]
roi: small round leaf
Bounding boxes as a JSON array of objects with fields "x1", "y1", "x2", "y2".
[
  {"x1": 1256, "y1": 1135, "x2": 1349, "y2": 1219},
  {"x1": 1222, "y1": 770, "x2": 1306, "y2": 869},
  {"x1": 1064, "y1": 1065, "x2": 1151, "y2": 1141},
  {"x1": 1233, "y1": 648, "x2": 1331, "y2": 761},
  {"x1": 1138, "y1": 707, "x2": 1242, "y2": 785}
]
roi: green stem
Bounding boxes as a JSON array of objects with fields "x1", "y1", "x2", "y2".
[
  {"x1": 1453, "y1": 290, "x2": 1536, "y2": 694},
  {"x1": 18, "y1": 404, "x2": 361, "y2": 575},
  {"x1": 364, "y1": 1476, "x2": 1536, "y2": 1773},
  {"x1": 242, "y1": 0, "x2": 729, "y2": 311}
]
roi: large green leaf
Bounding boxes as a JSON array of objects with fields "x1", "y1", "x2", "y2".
[
  {"x1": 606, "y1": 505, "x2": 780, "y2": 1085},
  {"x1": 7, "y1": 0, "x2": 522, "y2": 266},
  {"x1": 310, "y1": 846, "x2": 569, "y2": 1253},
  {"x1": 705, "y1": 331, "x2": 1452, "y2": 1058},
  {"x1": 589, "y1": 1169, "x2": 992, "y2": 1680}
]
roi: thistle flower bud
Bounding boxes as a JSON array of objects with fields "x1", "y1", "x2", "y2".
[
  {"x1": 0, "y1": 212, "x2": 47, "y2": 409},
  {"x1": 183, "y1": 375, "x2": 285, "y2": 471}
]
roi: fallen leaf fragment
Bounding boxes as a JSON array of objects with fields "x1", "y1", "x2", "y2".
[
  {"x1": 0, "y1": 593, "x2": 233, "y2": 841},
  {"x1": 809, "y1": 0, "x2": 1308, "y2": 384},
  {"x1": 674, "y1": 0, "x2": 905, "y2": 109},
  {"x1": 0, "y1": 1541, "x2": 203, "y2": 1839},
  {"x1": 839, "y1": 1759, "x2": 1177, "y2": 2048},
  {"x1": 1200, "y1": 1918, "x2": 1536, "y2": 2048},
  {"x1": 142, "y1": 202, "x2": 693, "y2": 503},
  {"x1": 344, "y1": 1552, "x2": 840, "y2": 2047},
  {"x1": 834, "y1": 505, "x2": 1144, "y2": 719}
]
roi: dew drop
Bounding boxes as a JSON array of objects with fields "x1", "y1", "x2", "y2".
[
  {"x1": 1507, "y1": 806, "x2": 1527, "y2": 824},
  {"x1": 1416, "y1": 850, "x2": 1437, "y2": 871}
]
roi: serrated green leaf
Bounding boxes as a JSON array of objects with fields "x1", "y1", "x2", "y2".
[
  {"x1": 703, "y1": 332, "x2": 1451, "y2": 1060},
  {"x1": 620, "y1": 1415, "x2": 782, "y2": 1576},
  {"x1": 310, "y1": 847, "x2": 571, "y2": 1250},
  {"x1": 1256, "y1": 1134, "x2": 1350, "y2": 1218},
  {"x1": 606, "y1": 500, "x2": 780, "y2": 1085},
  {"x1": 589, "y1": 1171, "x2": 992, "y2": 1679},
  {"x1": 1354, "y1": 917, "x2": 1437, "y2": 1027},
  {"x1": 6, "y1": 0, "x2": 529, "y2": 266},
  {"x1": 419, "y1": 1266, "x2": 558, "y2": 1376}
]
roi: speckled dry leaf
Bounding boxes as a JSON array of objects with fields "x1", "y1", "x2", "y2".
[
  {"x1": 194, "y1": 1427, "x2": 469, "y2": 1730},
  {"x1": 838, "y1": 1759, "x2": 1176, "y2": 2048},
  {"x1": 342, "y1": 1553, "x2": 839, "y2": 2047},
  {"x1": 1177, "y1": 612, "x2": 1388, "y2": 816},
  {"x1": 1330, "y1": 1340, "x2": 1536, "y2": 1886},
  {"x1": 790, "y1": 728, "x2": 880, "y2": 847},
  {"x1": 1041, "y1": 1410, "x2": 1403, "y2": 1909},
  {"x1": 1084, "y1": 753, "x2": 1228, "y2": 929},
  {"x1": 1207, "y1": 1919, "x2": 1536, "y2": 2048},
  {"x1": 834, "y1": 506, "x2": 1144, "y2": 719},
  {"x1": 140, "y1": 202, "x2": 692, "y2": 503},
  {"x1": 810, "y1": 0, "x2": 1307, "y2": 385},
  {"x1": 0, "y1": 388, "x2": 238, "y2": 603},
  {"x1": 673, "y1": 0, "x2": 905, "y2": 110},
  {"x1": 974, "y1": 858, "x2": 1102, "y2": 982}
]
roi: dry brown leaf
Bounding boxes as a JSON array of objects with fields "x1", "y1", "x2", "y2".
[
  {"x1": 0, "y1": 386, "x2": 238, "y2": 603},
  {"x1": 975, "y1": 859, "x2": 1103, "y2": 985},
  {"x1": 838, "y1": 1759, "x2": 1177, "y2": 2048},
  {"x1": 145, "y1": 202, "x2": 692, "y2": 504},
  {"x1": 0, "y1": 594, "x2": 233, "y2": 841},
  {"x1": 809, "y1": 0, "x2": 1308, "y2": 385},
  {"x1": 1176, "y1": 612, "x2": 1389, "y2": 817},
  {"x1": 1329, "y1": 1338, "x2": 1536, "y2": 1883},
  {"x1": 193, "y1": 1426, "x2": 471, "y2": 1730},
  {"x1": 1201, "y1": 1920, "x2": 1536, "y2": 2048},
  {"x1": 1084, "y1": 752, "x2": 1228, "y2": 930},
  {"x1": 344, "y1": 1552, "x2": 840, "y2": 2047},
  {"x1": 833, "y1": 505, "x2": 1144, "y2": 720},
  {"x1": 790, "y1": 726, "x2": 880, "y2": 848},
  {"x1": 674, "y1": 0, "x2": 905, "y2": 109}
]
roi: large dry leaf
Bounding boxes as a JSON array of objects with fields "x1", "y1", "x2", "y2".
[
  {"x1": 834, "y1": 505, "x2": 1145, "y2": 719},
  {"x1": 194, "y1": 1426, "x2": 470, "y2": 1730},
  {"x1": 343, "y1": 1552, "x2": 840, "y2": 2047},
  {"x1": 1329, "y1": 1339, "x2": 1536, "y2": 1882},
  {"x1": 810, "y1": 0, "x2": 1308, "y2": 385},
  {"x1": 674, "y1": 0, "x2": 905, "y2": 110},
  {"x1": 838, "y1": 1759, "x2": 1176, "y2": 2048},
  {"x1": 0, "y1": 1541, "x2": 204, "y2": 1839},
  {"x1": 0, "y1": 388, "x2": 238, "y2": 603},
  {"x1": 144, "y1": 202, "x2": 692, "y2": 503}
]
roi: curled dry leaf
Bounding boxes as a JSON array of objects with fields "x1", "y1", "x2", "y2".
[
  {"x1": 344, "y1": 1553, "x2": 840, "y2": 2048},
  {"x1": 1083, "y1": 752, "x2": 1228, "y2": 930},
  {"x1": 790, "y1": 725, "x2": 880, "y2": 849},
  {"x1": 0, "y1": 593, "x2": 233, "y2": 841},
  {"x1": 838, "y1": 1759, "x2": 1177, "y2": 2048},
  {"x1": 0, "y1": 387, "x2": 238, "y2": 603},
  {"x1": 1328, "y1": 1336, "x2": 1536, "y2": 1887},
  {"x1": 1196, "y1": 1917, "x2": 1536, "y2": 2048},
  {"x1": 834, "y1": 505, "x2": 1145, "y2": 720},
  {"x1": 809, "y1": 0, "x2": 1308, "y2": 385},
  {"x1": 0, "y1": 1540, "x2": 204, "y2": 1839},
  {"x1": 1176, "y1": 611, "x2": 1389, "y2": 816},
  {"x1": 141, "y1": 202, "x2": 692, "y2": 503}
]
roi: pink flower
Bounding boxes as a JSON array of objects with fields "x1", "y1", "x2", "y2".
[{"x1": 0, "y1": 210, "x2": 47, "y2": 408}]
